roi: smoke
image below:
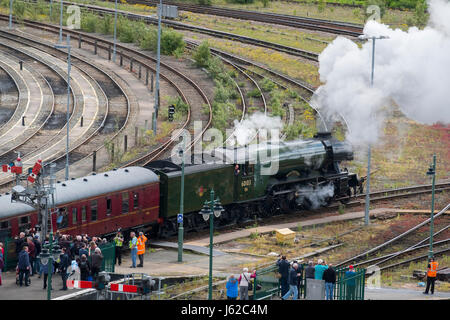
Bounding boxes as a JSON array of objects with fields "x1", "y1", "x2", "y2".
[
  {"x1": 229, "y1": 112, "x2": 283, "y2": 146},
  {"x1": 295, "y1": 183, "x2": 335, "y2": 209},
  {"x1": 313, "y1": 0, "x2": 450, "y2": 145}
]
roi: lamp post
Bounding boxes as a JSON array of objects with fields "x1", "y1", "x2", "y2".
[
  {"x1": 113, "y1": 0, "x2": 118, "y2": 62},
  {"x1": 9, "y1": 0, "x2": 12, "y2": 28},
  {"x1": 54, "y1": 35, "x2": 72, "y2": 181},
  {"x1": 426, "y1": 154, "x2": 436, "y2": 259},
  {"x1": 38, "y1": 234, "x2": 61, "y2": 300},
  {"x1": 59, "y1": 0, "x2": 63, "y2": 43},
  {"x1": 199, "y1": 190, "x2": 224, "y2": 300},
  {"x1": 153, "y1": 0, "x2": 162, "y2": 135},
  {"x1": 358, "y1": 34, "x2": 389, "y2": 226},
  {"x1": 177, "y1": 140, "x2": 185, "y2": 263}
]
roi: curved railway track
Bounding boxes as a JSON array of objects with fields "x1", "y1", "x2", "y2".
[
  {"x1": 0, "y1": 15, "x2": 213, "y2": 172},
  {"x1": 0, "y1": 64, "x2": 20, "y2": 131},
  {"x1": 0, "y1": 27, "x2": 131, "y2": 188}
]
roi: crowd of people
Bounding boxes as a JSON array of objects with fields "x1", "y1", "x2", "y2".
[
  {"x1": 11, "y1": 228, "x2": 107, "y2": 290},
  {"x1": 276, "y1": 256, "x2": 355, "y2": 300}
]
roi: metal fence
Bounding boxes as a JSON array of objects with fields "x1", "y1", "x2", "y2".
[
  {"x1": 333, "y1": 266, "x2": 366, "y2": 300},
  {"x1": 253, "y1": 263, "x2": 365, "y2": 300},
  {"x1": 3, "y1": 237, "x2": 18, "y2": 270},
  {"x1": 98, "y1": 242, "x2": 116, "y2": 273}
]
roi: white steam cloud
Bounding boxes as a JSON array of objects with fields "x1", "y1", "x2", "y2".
[
  {"x1": 230, "y1": 112, "x2": 283, "y2": 146},
  {"x1": 313, "y1": 0, "x2": 450, "y2": 145},
  {"x1": 295, "y1": 183, "x2": 335, "y2": 209}
]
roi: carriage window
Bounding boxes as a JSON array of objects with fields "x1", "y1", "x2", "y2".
[
  {"x1": 91, "y1": 200, "x2": 97, "y2": 221},
  {"x1": 122, "y1": 192, "x2": 129, "y2": 213},
  {"x1": 0, "y1": 221, "x2": 9, "y2": 229},
  {"x1": 19, "y1": 216, "x2": 29, "y2": 225},
  {"x1": 57, "y1": 207, "x2": 68, "y2": 229},
  {"x1": 82, "y1": 206, "x2": 87, "y2": 222},
  {"x1": 106, "y1": 198, "x2": 112, "y2": 215},
  {"x1": 133, "y1": 192, "x2": 139, "y2": 209},
  {"x1": 72, "y1": 208, "x2": 78, "y2": 224}
]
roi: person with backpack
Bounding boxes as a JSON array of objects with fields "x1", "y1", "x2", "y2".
[
  {"x1": 238, "y1": 268, "x2": 256, "y2": 300},
  {"x1": 79, "y1": 254, "x2": 91, "y2": 281}
]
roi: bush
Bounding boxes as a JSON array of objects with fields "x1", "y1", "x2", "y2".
[
  {"x1": 118, "y1": 17, "x2": 135, "y2": 43},
  {"x1": 247, "y1": 87, "x2": 262, "y2": 98},
  {"x1": 139, "y1": 28, "x2": 158, "y2": 51},
  {"x1": 193, "y1": 41, "x2": 211, "y2": 68},
  {"x1": 81, "y1": 12, "x2": 98, "y2": 33},
  {"x1": 260, "y1": 78, "x2": 277, "y2": 92},
  {"x1": 98, "y1": 14, "x2": 113, "y2": 35},
  {"x1": 161, "y1": 28, "x2": 185, "y2": 55},
  {"x1": 13, "y1": 0, "x2": 26, "y2": 19}
]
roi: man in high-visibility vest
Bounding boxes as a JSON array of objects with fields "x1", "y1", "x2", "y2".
[
  {"x1": 137, "y1": 232, "x2": 147, "y2": 268},
  {"x1": 423, "y1": 257, "x2": 439, "y2": 295},
  {"x1": 114, "y1": 230, "x2": 124, "y2": 266}
]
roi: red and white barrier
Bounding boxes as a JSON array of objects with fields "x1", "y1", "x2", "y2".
[
  {"x1": 109, "y1": 283, "x2": 138, "y2": 293},
  {"x1": 66, "y1": 280, "x2": 93, "y2": 289}
]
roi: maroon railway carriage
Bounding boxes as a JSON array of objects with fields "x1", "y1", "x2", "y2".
[{"x1": 0, "y1": 167, "x2": 160, "y2": 240}]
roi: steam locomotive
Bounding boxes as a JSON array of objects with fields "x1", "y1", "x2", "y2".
[{"x1": 0, "y1": 133, "x2": 362, "y2": 241}]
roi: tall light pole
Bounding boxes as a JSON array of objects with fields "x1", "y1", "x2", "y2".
[
  {"x1": 358, "y1": 34, "x2": 389, "y2": 226},
  {"x1": 113, "y1": 0, "x2": 118, "y2": 62},
  {"x1": 9, "y1": 0, "x2": 12, "y2": 29},
  {"x1": 55, "y1": 35, "x2": 72, "y2": 181},
  {"x1": 426, "y1": 154, "x2": 436, "y2": 259},
  {"x1": 177, "y1": 138, "x2": 186, "y2": 263},
  {"x1": 153, "y1": 0, "x2": 162, "y2": 135},
  {"x1": 199, "y1": 190, "x2": 224, "y2": 300},
  {"x1": 50, "y1": 0, "x2": 53, "y2": 22}
]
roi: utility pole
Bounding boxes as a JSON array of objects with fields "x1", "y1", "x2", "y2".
[
  {"x1": 153, "y1": 0, "x2": 162, "y2": 135},
  {"x1": 358, "y1": 34, "x2": 389, "y2": 226},
  {"x1": 177, "y1": 137, "x2": 185, "y2": 263},
  {"x1": 427, "y1": 154, "x2": 436, "y2": 259},
  {"x1": 113, "y1": 0, "x2": 118, "y2": 62},
  {"x1": 55, "y1": 35, "x2": 72, "y2": 180},
  {"x1": 9, "y1": 0, "x2": 12, "y2": 29}
]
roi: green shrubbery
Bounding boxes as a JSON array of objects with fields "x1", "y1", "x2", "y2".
[
  {"x1": 78, "y1": 11, "x2": 185, "y2": 56},
  {"x1": 192, "y1": 41, "x2": 241, "y2": 134},
  {"x1": 193, "y1": 41, "x2": 212, "y2": 68}
]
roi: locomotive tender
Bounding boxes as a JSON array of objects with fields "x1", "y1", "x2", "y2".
[{"x1": 0, "y1": 134, "x2": 362, "y2": 240}]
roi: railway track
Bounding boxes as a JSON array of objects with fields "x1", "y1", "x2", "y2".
[
  {"x1": 335, "y1": 203, "x2": 450, "y2": 271},
  {"x1": 119, "y1": 0, "x2": 364, "y2": 37},
  {"x1": 0, "y1": 15, "x2": 213, "y2": 172},
  {"x1": 62, "y1": 1, "x2": 320, "y2": 62},
  {"x1": 0, "y1": 64, "x2": 20, "y2": 130},
  {"x1": 0, "y1": 26, "x2": 132, "y2": 187}
]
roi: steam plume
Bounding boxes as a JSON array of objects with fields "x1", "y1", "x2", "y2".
[{"x1": 313, "y1": 0, "x2": 450, "y2": 145}]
